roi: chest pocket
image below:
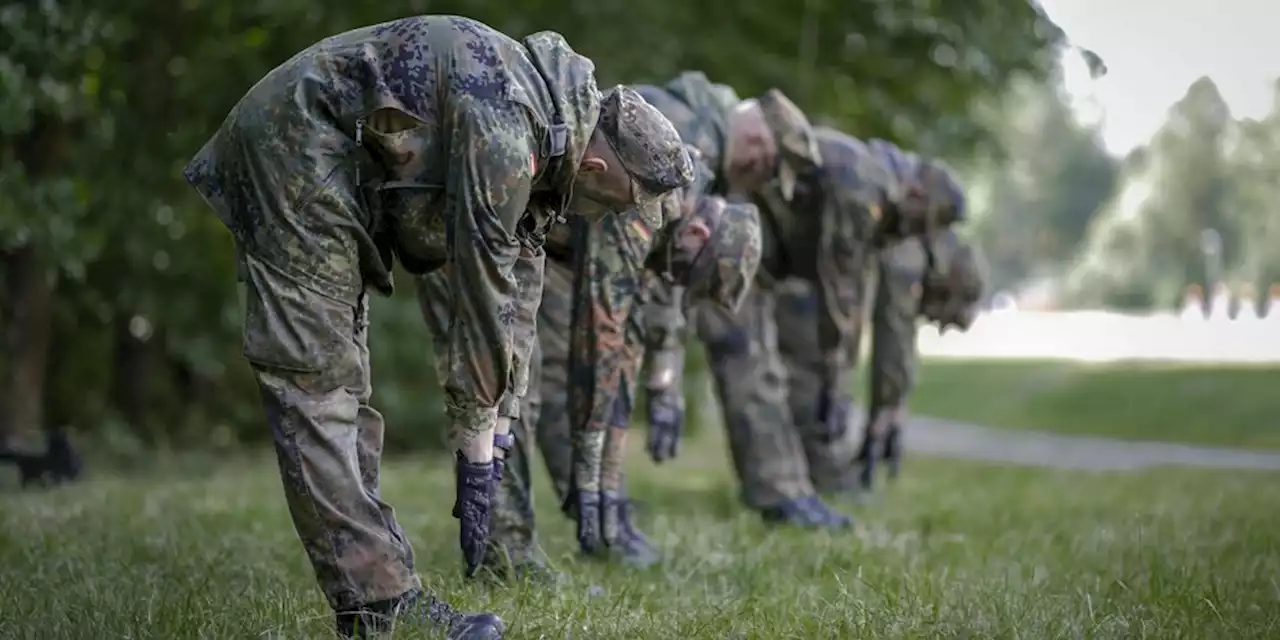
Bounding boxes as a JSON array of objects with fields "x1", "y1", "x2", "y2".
[{"x1": 360, "y1": 108, "x2": 449, "y2": 274}]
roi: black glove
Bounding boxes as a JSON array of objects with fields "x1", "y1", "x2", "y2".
[
  {"x1": 574, "y1": 489, "x2": 627, "y2": 558},
  {"x1": 492, "y1": 432, "x2": 514, "y2": 485},
  {"x1": 452, "y1": 453, "x2": 494, "y2": 577},
  {"x1": 817, "y1": 390, "x2": 852, "y2": 444},
  {"x1": 645, "y1": 387, "x2": 685, "y2": 463}
]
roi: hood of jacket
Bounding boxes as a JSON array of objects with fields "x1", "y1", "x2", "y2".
[{"x1": 521, "y1": 31, "x2": 601, "y2": 201}]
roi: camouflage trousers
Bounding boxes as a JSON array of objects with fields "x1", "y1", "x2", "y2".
[
  {"x1": 415, "y1": 259, "x2": 576, "y2": 566},
  {"x1": 772, "y1": 265, "x2": 920, "y2": 493},
  {"x1": 772, "y1": 279, "x2": 863, "y2": 493},
  {"x1": 696, "y1": 282, "x2": 834, "y2": 509},
  {"x1": 241, "y1": 252, "x2": 420, "y2": 613}
]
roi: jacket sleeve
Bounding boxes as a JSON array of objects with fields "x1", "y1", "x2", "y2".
[
  {"x1": 441, "y1": 97, "x2": 538, "y2": 445},
  {"x1": 635, "y1": 153, "x2": 707, "y2": 390},
  {"x1": 638, "y1": 275, "x2": 687, "y2": 389},
  {"x1": 566, "y1": 209, "x2": 655, "y2": 493},
  {"x1": 868, "y1": 245, "x2": 922, "y2": 415},
  {"x1": 814, "y1": 178, "x2": 876, "y2": 401}
]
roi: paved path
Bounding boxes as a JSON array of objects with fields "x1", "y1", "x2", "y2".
[{"x1": 907, "y1": 416, "x2": 1280, "y2": 472}]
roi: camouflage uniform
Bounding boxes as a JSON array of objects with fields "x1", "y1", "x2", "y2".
[
  {"x1": 416, "y1": 255, "x2": 575, "y2": 576},
  {"x1": 774, "y1": 273, "x2": 862, "y2": 494},
  {"x1": 182, "y1": 16, "x2": 691, "y2": 638},
  {"x1": 628, "y1": 74, "x2": 859, "y2": 528},
  {"x1": 417, "y1": 157, "x2": 761, "y2": 572},
  {"x1": 776, "y1": 229, "x2": 984, "y2": 494},
  {"x1": 776, "y1": 239, "x2": 926, "y2": 493},
  {"x1": 857, "y1": 230, "x2": 984, "y2": 488},
  {"x1": 661, "y1": 124, "x2": 967, "y2": 526}
]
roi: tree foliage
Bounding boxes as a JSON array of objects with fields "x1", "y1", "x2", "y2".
[
  {"x1": 965, "y1": 68, "x2": 1119, "y2": 294},
  {"x1": 0, "y1": 0, "x2": 1072, "y2": 451},
  {"x1": 1065, "y1": 78, "x2": 1243, "y2": 310}
]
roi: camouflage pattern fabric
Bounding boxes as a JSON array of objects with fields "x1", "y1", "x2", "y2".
[
  {"x1": 416, "y1": 259, "x2": 573, "y2": 569},
  {"x1": 630, "y1": 72, "x2": 741, "y2": 404},
  {"x1": 754, "y1": 89, "x2": 824, "y2": 201},
  {"x1": 773, "y1": 230, "x2": 983, "y2": 494},
  {"x1": 694, "y1": 125, "x2": 966, "y2": 510},
  {"x1": 561, "y1": 189, "x2": 759, "y2": 551},
  {"x1": 865, "y1": 228, "x2": 982, "y2": 448},
  {"x1": 696, "y1": 130, "x2": 890, "y2": 506},
  {"x1": 775, "y1": 276, "x2": 864, "y2": 494},
  {"x1": 416, "y1": 186, "x2": 759, "y2": 563},
  {"x1": 415, "y1": 199, "x2": 662, "y2": 567},
  {"x1": 182, "y1": 15, "x2": 690, "y2": 611},
  {"x1": 632, "y1": 72, "x2": 741, "y2": 194},
  {"x1": 695, "y1": 285, "x2": 818, "y2": 508},
  {"x1": 854, "y1": 238, "x2": 930, "y2": 488},
  {"x1": 629, "y1": 74, "x2": 820, "y2": 466},
  {"x1": 918, "y1": 232, "x2": 986, "y2": 332}
]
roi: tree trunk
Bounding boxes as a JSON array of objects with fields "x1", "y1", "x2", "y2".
[
  {"x1": 111, "y1": 312, "x2": 153, "y2": 440},
  {"x1": 0, "y1": 245, "x2": 55, "y2": 447}
]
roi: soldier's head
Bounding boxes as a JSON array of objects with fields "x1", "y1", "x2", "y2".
[
  {"x1": 891, "y1": 156, "x2": 967, "y2": 239},
  {"x1": 570, "y1": 86, "x2": 695, "y2": 224},
  {"x1": 725, "y1": 89, "x2": 822, "y2": 200},
  {"x1": 654, "y1": 196, "x2": 762, "y2": 313},
  {"x1": 919, "y1": 235, "x2": 985, "y2": 332}
]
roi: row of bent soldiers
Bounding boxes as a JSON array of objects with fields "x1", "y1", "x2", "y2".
[{"x1": 183, "y1": 15, "x2": 984, "y2": 639}]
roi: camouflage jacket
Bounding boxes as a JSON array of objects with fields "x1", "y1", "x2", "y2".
[
  {"x1": 183, "y1": 16, "x2": 601, "y2": 436},
  {"x1": 753, "y1": 126, "x2": 919, "y2": 402}
]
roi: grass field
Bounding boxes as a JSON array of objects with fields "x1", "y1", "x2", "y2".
[
  {"x1": 2, "y1": 430, "x2": 1279, "y2": 639},
  {"x1": 902, "y1": 359, "x2": 1280, "y2": 449}
]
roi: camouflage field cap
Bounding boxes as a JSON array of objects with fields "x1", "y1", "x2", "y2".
[
  {"x1": 676, "y1": 197, "x2": 762, "y2": 313},
  {"x1": 914, "y1": 157, "x2": 968, "y2": 227},
  {"x1": 597, "y1": 85, "x2": 696, "y2": 226},
  {"x1": 920, "y1": 231, "x2": 985, "y2": 331},
  {"x1": 757, "y1": 89, "x2": 823, "y2": 201}
]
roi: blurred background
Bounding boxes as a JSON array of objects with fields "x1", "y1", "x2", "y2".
[{"x1": 2, "y1": 0, "x2": 1277, "y2": 464}]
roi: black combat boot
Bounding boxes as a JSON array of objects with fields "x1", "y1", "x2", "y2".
[
  {"x1": 335, "y1": 589, "x2": 504, "y2": 639},
  {"x1": 884, "y1": 423, "x2": 903, "y2": 481},
  {"x1": 855, "y1": 433, "x2": 880, "y2": 492},
  {"x1": 614, "y1": 498, "x2": 661, "y2": 568},
  {"x1": 761, "y1": 496, "x2": 853, "y2": 530},
  {"x1": 806, "y1": 495, "x2": 854, "y2": 529}
]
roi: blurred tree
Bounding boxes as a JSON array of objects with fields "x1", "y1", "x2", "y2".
[
  {"x1": 1065, "y1": 77, "x2": 1236, "y2": 310},
  {"x1": 0, "y1": 1, "x2": 110, "y2": 445},
  {"x1": 0, "y1": 0, "x2": 1075, "y2": 455},
  {"x1": 967, "y1": 68, "x2": 1119, "y2": 294},
  {"x1": 1224, "y1": 80, "x2": 1280, "y2": 312}
]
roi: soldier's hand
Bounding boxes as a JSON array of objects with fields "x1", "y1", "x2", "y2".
[
  {"x1": 645, "y1": 387, "x2": 685, "y2": 463},
  {"x1": 452, "y1": 453, "x2": 495, "y2": 577},
  {"x1": 818, "y1": 390, "x2": 852, "y2": 444}
]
